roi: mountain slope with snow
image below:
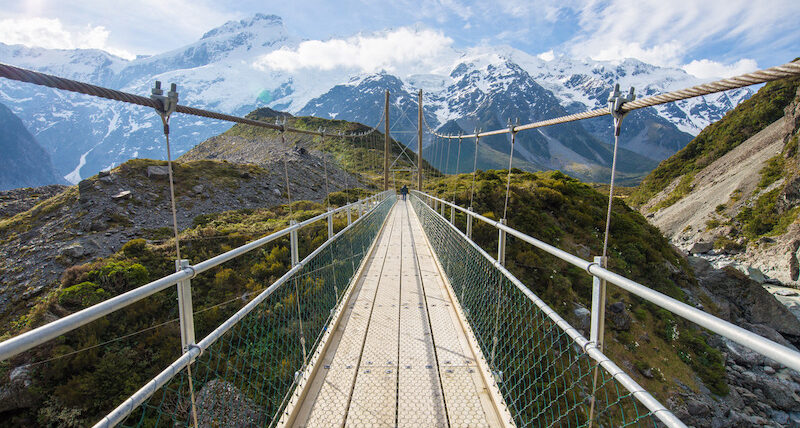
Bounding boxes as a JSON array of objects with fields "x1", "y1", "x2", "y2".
[{"x1": 0, "y1": 13, "x2": 753, "y2": 185}]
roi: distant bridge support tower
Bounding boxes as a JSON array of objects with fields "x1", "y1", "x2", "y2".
[
  {"x1": 418, "y1": 89, "x2": 423, "y2": 190},
  {"x1": 384, "y1": 90, "x2": 390, "y2": 191}
]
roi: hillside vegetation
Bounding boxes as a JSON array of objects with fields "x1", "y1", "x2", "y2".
[
  {"x1": 0, "y1": 194, "x2": 363, "y2": 426},
  {"x1": 425, "y1": 170, "x2": 729, "y2": 400},
  {"x1": 181, "y1": 107, "x2": 439, "y2": 186},
  {"x1": 630, "y1": 76, "x2": 800, "y2": 209}
]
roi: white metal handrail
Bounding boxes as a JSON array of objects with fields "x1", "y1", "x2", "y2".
[
  {"x1": 0, "y1": 191, "x2": 392, "y2": 362},
  {"x1": 411, "y1": 190, "x2": 800, "y2": 373},
  {"x1": 95, "y1": 193, "x2": 396, "y2": 427},
  {"x1": 410, "y1": 193, "x2": 684, "y2": 427}
]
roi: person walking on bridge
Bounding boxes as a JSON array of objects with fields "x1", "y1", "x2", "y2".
[{"x1": 400, "y1": 184, "x2": 408, "y2": 201}]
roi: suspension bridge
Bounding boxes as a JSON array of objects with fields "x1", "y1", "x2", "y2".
[{"x1": 0, "y1": 60, "x2": 800, "y2": 427}]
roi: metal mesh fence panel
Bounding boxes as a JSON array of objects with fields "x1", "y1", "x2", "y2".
[
  {"x1": 118, "y1": 196, "x2": 394, "y2": 427},
  {"x1": 410, "y1": 195, "x2": 660, "y2": 428}
]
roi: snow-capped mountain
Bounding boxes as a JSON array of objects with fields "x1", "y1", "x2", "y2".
[{"x1": 0, "y1": 13, "x2": 753, "y2": 185}]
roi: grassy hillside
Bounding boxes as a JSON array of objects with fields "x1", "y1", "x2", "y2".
[
  {"x1": 426, "y1": 170, "x2": 728, "y2": 399},
  {"x1": 630, "y1": 75, "x2": 800, "y2": 208},
  {"x1": 182, "y1": 108, "x2": 440, "y2": 187},
  {"x1": 0, "y1": 195, "x2": 361, "y2": 426}
]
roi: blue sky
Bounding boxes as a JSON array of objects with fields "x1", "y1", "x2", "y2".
[{"x1": 0, "y1": 0, "x2": 798, "y2": 78}]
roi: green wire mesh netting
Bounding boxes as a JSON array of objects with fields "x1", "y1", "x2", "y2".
[
  {"x1": 410, "y1": 195, "x2": 661, "y2": 428},
  {"x1": 119, "y1": 196, "x2": 394, "y2": 427}
]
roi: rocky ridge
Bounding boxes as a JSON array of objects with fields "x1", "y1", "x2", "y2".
[
  {"x1": 639, "y1": 82, "x2": 800, "y2": 287},
  {"x1": 0, "y1": 153, "x2": 359, "y2": 328}
]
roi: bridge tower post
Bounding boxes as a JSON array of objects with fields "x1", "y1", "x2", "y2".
[
  {"x1": 384, "y1": 90, "x2": 390, "y2": 191},
  {"x1": 417, "y1": 89, "x2": 423, "y2": 190}
]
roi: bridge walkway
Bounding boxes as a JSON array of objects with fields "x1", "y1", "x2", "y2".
[{"x1": 287, "y1": 200, "x2": 506, "y2": 427}]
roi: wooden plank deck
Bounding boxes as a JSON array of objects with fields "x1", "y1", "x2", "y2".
[{"x1": 286, "y1": 201, "x2": 506, "y2": 428}]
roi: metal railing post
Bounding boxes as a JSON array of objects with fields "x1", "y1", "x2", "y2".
[
  {"x1": 466, "y1": 207, "x2": 473, "y2": 239},
  {"x1": 290, "y1": 220, "x2": 299, "y2": 266},
  {"x1": 347, "y1": 205, "x2": 352, "y2": 225},
  {"x1": 590, "y1": 256, "x2": 606, "y2": 347},
  {"x1": 450, "y1": 205, "x2": 455, "y2": 224},
  {"x1": 327, "y1": 208, "x2": 334, "y2": 240},
  {"x1": 176, "y1": 259, "x2": 195, "y2": 352},
  {"x1": 497, "y1": 218, "x2": 507, "y2": 265}
]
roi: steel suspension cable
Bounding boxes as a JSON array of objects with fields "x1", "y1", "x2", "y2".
[
  {"x1": 501, "y1": 128, "x2": 517, "y2": 222},
  {"x1": 453, "y1": 135, "x2": 462, "y2": 204},
  {"x1": 445, "y1": 138, "x2": 452, "y2": 176},
  {"x1": 282, "y1": 130, "x2": 294, "y2": 217},
  {"x1": 601, "y1": 121, "x2": 621, "y2": 266},
  {"x1": 0, "y1": 62, "x2": 376, "y2": 139},
  {"x1": 469, "y1": 133, "x2": 480, "y2": 209}
]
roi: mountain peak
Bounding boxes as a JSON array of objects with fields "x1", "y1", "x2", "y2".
[{"x1": 201, "y1": 13, "x2": 284, "y2": 40}]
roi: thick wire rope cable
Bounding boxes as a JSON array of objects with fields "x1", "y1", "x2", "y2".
[
  {"x1": 157, "y1": 116, "x2": 199, "y2": 428},
  {"x1": 453, "y1": 136, "x2": 462, "y2": 205},
  {"x1": 282, "y1": 131, "x2": 294, "y2": 217},
  {"x1": 601, "y1": 120, "x2": 621, "y2": 266},
  {"x1": 501, "y1": 131, "x2": 516, "y2": 222},
  {"x1": 469, "y1": 135, "x2": 479, "y2": 209},
  {"x1": 422, "y1": 60, "x2": 800, "y2": 139}
]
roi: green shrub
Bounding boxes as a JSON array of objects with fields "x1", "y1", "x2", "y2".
[
  {"x1": 86, "y1": 261, "x2": 149, "y2": 291},
  {"x1": 121, "y1": 239, "x2": 147, "y2": 258},
  {"x1": 58, "y1": 282, "x2": 109, "y2": 309},
  {"x1": 631, "y1": 76, "x2": 800, "y2": 207},
  {"x1": 758, "y1": 155, "x2": 785, "y2": 189}
]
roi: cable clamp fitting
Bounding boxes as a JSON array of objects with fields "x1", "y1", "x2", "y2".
[
  {"x1": 150, "y1": 81, "x2": 178, "y2": 134},
  {"x1": 585, "y1": 261, "x2": 600, "y2": 275},
  {"x1": 507, "y1": 119, "x2": 518, "y2": 135},
  {"x1": 607, "y1": 84, "x2": 635, "y2": 136}
]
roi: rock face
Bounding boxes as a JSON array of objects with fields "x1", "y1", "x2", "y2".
[
  {"x1": 690, "y1": 257, "x2": 800, "y2": 338},
  {"x1": 0, "y1": 157, "x2": 361, "y2": 328},
  {"x1": 0, "y1": 185, "x2": 68, "y2": 219},
  {"x1": 0, "y1": 102, "x2": 63, "y2": 190},
  {"x1": 675, "y1": 257, "x2": 800, "y2": 427},
  {"x1": 639, "y1": 84, "x2": 800, "y2": 287}
]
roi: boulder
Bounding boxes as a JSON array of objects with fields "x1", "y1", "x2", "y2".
[
  {"x1": 573, "y1": 307, "x2": 591, "y2": 333},
  {"x1": 690, "y1": 241, "x2": 714, "y2": 254},
  {"x1": 272, "y1": 188, "x2": 281, "y2": 196},
  {"x1": 112, "y1": 190, "x2": 131, "y2": 200},
  {"x1": 608, "y1": 302, "x2": 631, "y2": 331},
  {"x1": 192, "y1": 184, "x2": 205, "y2": 195},
  {"x1": 0, "y1": 365, "x2": 35, "y2": 413},
  {"x1": 690, "y1": 257, "x2": 800, "y2": 337},
  {"x1": 146, "y1": 165, "x2": 170, "y2": 178},
  {"x1": 195, "y1": 379, "x2": 263, "y2": 427},
  {"x1": 61, "y1": 243, "x2": 86, "y2": 259},
  {"x1": 747, "y1": 267, "x2": 767, "y2": 284}
]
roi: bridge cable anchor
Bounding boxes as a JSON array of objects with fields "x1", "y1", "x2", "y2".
[
  {"x1": 607, "y1": 84, "x2": 635, "y2": 136},
  {"x1": 150, "y1": 81, "x2": 178, "y2": 134}
]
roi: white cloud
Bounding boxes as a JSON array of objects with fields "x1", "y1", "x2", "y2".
[
  {"x1": 537, "y1": 50, "x2": 555, "y2": 61},
  {"x1": 682, "y1": 58, "x2": 758, "y2": 79},
  {"x1": 0, "y1": 17, "x2": 134, "y2": 59},
  {"x1": 564, "y1": 0, "x2": 798, "y2": 68},
  {"x1": 255, "y1": 28, "x2": 454, "y2": 73},
  {"x1": 585, "y1": 40, "x2": 684, "y2": 67}
]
